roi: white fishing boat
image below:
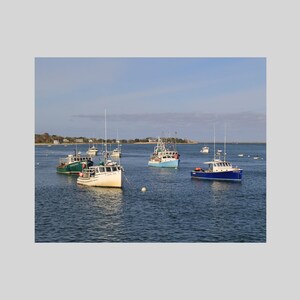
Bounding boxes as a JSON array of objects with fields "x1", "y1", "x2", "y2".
[
  {"x1": 110, "y1": 140, "x2": 122, "y2": 158},
  {"x1": 86, "y1": 144, "x2": 98, "y2": 156},
  {"x1": 200, "y1": 146, "x2": 209, "y2": 154},
  {"x1": 77, "y1": 110, "x2": 123, "y2": 188},
  {"x1": 77, "y1": 160, "x2": 123, "y2": 187}
]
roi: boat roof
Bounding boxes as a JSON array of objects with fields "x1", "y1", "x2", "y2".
[{"x1": 204, "y1": 159, "x2": 231, "y2": 164}]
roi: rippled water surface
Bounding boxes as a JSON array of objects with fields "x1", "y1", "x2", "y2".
[{"x1": 35, "y1": 143, "x2": 266, "y2": 242}]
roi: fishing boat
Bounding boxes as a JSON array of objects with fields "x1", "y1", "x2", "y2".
[
  {"x1": 191, "y1": 126, "x2": 242, "y2": 181},
  {"x1": 110, "y1": 140, "x2": 122, "y2": 158},
  {"x1": 77, "y1": 110, "x2": 123, "y2": 188},
  {"x1": 148, "y1": 137, "x2": 180, "y2": 168},
  {"x1": 56, "y1": 149, "x2": 93, "y2": 175},
  {"x1": 86, "y1": 144, "x2": 98, "y2": 156},
  {"x1": 200, "y1": 146, "x2": 209, "y2": 154},
  {"x1": 77, "y1": 159, "x2": 123, "y2": 187}
]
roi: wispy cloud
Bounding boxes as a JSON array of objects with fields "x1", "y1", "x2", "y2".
[{"x1": 72, "y1": 111, "x2": 265, "y2": 126}]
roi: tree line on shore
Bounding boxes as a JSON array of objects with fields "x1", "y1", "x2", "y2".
[{"x1": 35, "y1": 133, "x2": 195, "y2": 144}]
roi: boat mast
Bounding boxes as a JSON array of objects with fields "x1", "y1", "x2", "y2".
[
  {"x1": 224, "y1": 123, "x2": 227, "y2": 162},
  {"x1": 104, "y1": 108, "x2": 107, "y2": 163},
  {"x1": 213, "y1": 124, "x2": 216, "y2": 160}
]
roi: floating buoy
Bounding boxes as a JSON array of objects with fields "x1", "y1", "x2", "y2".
[{"x1": 141, "y1": 187, "x2": 147, "y2": 192}]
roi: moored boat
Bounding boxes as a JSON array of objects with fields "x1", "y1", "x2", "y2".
[
  {"x1": 110, "y1": 140, "x2": 122, "y2": 158},
  {"x1": 200, "y1": 146, "x2": 209, "y2": 154},
  {"x1": 191, "y1": 126, "x2": 242, "y2": 181},
  {"x1": 77, "y1": 109, "x2": 124, "y2": 188},
  {"x1": 86, "y1": 144, "x2": 98, "y2": 156},
  {"x1": 56, "y1": 150, "x2": 93, "y2": 175},
  {"x1": 77, "y1": 159, "x2": 123, "y2": 187},
  {"x1": 191, "y1": 159, "x2": 243, "y2": 181},
  {"x1": 148, "y1": 138, "x2": 180, "y2": 168}
]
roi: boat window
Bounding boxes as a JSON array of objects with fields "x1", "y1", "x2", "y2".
[
  {"x1": 112, "y1": 166, "x2": 117, "y2": 172},
  {"x1": 106, "y1": 167, "x2": 112, "y2": 172},
  {"x1": 99, "y1": 167, "x2": 105, "y2": 172}
]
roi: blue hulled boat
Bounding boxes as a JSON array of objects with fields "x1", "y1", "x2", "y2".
[
  {"x1": 191, "y1": 159, "x2": 243, "y2": 181},
  {"x1": 148, "y1": 138, "x2": 180, "y2": 168},
  {"x1": 191, "y1": 125, "x2": 242, "y2": 181}
]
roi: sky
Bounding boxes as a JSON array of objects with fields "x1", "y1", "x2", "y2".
[{"x1": 35, "y1": 57, "x2": 266, "y2": 142}]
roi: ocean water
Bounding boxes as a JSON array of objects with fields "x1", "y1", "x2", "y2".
[{"x1": 35, "y1": 143, "x2": 266, "y2": 242}]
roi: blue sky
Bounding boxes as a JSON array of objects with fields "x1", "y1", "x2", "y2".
[{"x1": 35, "y1": 57, "x2": 266, "y2": 142}]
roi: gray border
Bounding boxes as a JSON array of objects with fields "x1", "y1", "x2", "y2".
[{"x1": 3, "y1": 0, "x2": 298, "y2": 299}]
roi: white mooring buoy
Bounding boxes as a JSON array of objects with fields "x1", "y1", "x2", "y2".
[{"x1": 141, "y1": 187, "x2": 147, "y2": 192}]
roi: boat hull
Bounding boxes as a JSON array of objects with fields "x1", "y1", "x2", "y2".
[
  {"x1": 77, "y1": 170, "x2": 122, "y2": 187},
  {"x1": 148, "y1": 159, "x2": 179, "y2": 168},
  {"x1": 56, "y1": 161, "x2": 93, "y2": 175},
  {"x1": 87, "y1": 150, "x2": 98, "y2": 156},
  {"x1": 111, "y1": 152, "x2": 121, "y2": 158},
  {"x1": 191, "y1": 170, "x2": 243, "y2": 181}
]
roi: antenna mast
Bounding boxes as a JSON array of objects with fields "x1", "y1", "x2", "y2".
[
  {"x1": 104, "y1": 109, "x2": 107, "y2": 161},
  {"x1": 214, "y1": 124, "x2": 216, "y2": 160},
  {"x1": 224, "y1": 123, "x2": 227, "y2": 162}
]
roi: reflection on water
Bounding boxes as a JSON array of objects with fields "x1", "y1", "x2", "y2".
[
  {"x1": 81, "y1": 186, "x2": 123, "y2": 214},
  {"x1": 211, "y1": 180, "x2": 240, "y2": 192},
  {"x1": 148, "y1": 167, "x2": 178, "y2": 176},
  {"x1": 74, "y1": 186, "x2": 124, "y2": 242}
]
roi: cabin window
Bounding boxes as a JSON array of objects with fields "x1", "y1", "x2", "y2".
[
  {"x1": 112, "y1": 166, "x2": 117, "y2": 172},
  {"x1": 106, "y1": 167, "x2": 112, "y2": 172},
  {"x1": 99, "y1": 167, "x2": 105, "y2": 172}
]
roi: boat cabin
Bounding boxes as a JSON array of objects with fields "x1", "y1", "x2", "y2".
[
  {"x1": 80, "y1": 164, "x2": 123, "y2": 178},
  {"x1": 204, "y1": 159, "x2": 234, "y2": 172}
]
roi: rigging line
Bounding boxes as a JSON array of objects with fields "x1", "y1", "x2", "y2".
[{"x1": 123, "y1": 172, "x2": 135, "y2": 189}]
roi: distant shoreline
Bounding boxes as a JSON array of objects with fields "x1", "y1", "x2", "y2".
[{"x1": 35, "y1": 141, "x2": 266, "y2": 146}]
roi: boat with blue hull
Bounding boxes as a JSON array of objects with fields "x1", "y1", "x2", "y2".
[
  {"x1": 148, "y1": 137, "x2": 180, "y2": 168},
  {"x1": 191, "y1": 160, "x2": 243, "y2": 181},
  {"x1": 191, "y1": 125, "x2": 242, "y2": 182},
  {"x1": 148, "y1": 157, "x2": 179, "y2": 168}
]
